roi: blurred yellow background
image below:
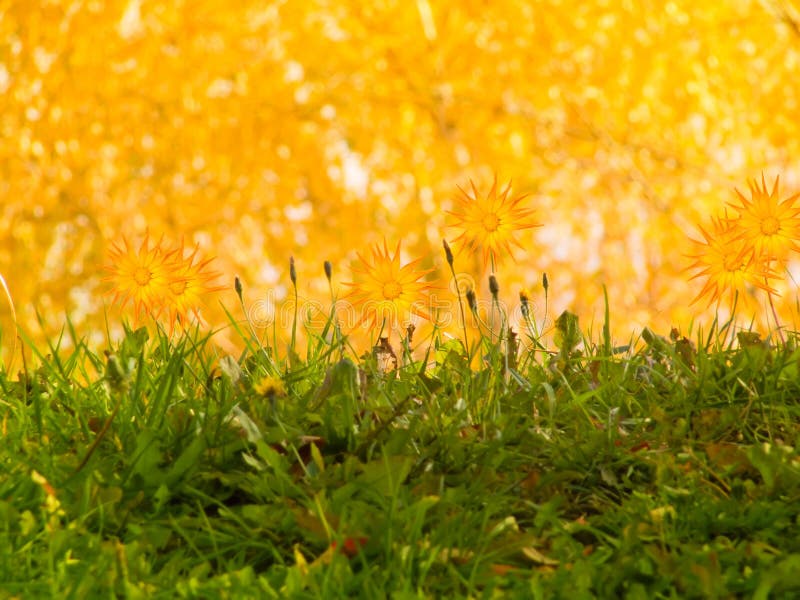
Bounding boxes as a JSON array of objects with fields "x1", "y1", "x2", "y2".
[{"x1": 3, "y1": 0, "x2": 800, "y2": 358}]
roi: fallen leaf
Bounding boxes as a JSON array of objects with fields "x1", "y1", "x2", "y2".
[
  {"x1": 521, "y1": 546, "x2": 559, "y2": 566},
  {"x1": 490, "y1": 563, "x2": 518, "y2": 576}
]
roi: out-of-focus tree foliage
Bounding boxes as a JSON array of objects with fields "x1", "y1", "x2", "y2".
[{"x1": 2, "y1": 0, "x2": 800, "y2": 353}]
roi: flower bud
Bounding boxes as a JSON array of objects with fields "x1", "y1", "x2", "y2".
[
  {"x1": 489, "y1": 274, "x2": 499, "y2": 298},
  {"x1": 519, "y1": 291, "x2": 530, "y2": 319},
  {"x1": 442, "y1": 239, "x2": 454, "y2": 267},
  {"x1": 466, "y1": 287, "x2": 478, "y2": 313}
]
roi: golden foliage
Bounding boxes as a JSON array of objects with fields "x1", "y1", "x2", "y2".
[{"x1": 3, "y1": 1, "x2": 800, "y2": 353}]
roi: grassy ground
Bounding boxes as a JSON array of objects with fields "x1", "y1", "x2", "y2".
[{"x1": 1, "y1": 308, "x2": 799, "y2": 599}]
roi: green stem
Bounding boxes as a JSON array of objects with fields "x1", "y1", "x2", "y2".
[
  {"x1": 448, "y1": 263, "x2": 469, "y2": 355},
  {"x1": 291, "y1": 282, "x2": 298, "y2": 353},
  {"x1": 766, "y1": 286, "x2": 785, "y2": 345},
  {"x1": 489, "y1": 256, "x2": 496, "y2": 344},
  {"x1": 74, "y1": 392, "x2": 123, "y2": 474}
]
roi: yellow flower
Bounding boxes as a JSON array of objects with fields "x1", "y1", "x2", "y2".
[
  {"x1": 728, "y1": 174, "x2": 800, "y2": 264},
  {"x1": 253, "y1": 375, "x2": 287, "y2": 399},
  {"x1": 447, "y1": 175, "x2": 540, "y2": 269},
  {"x1": 104, "y1": 234, "x2": 176, "y2": 320},
  {"x1": 686, "y1": 215, "x2": 778, "y2": 308},
  {"x1": 105, "y1": 235, "x2": 224, "y2": 330},
  {"x1": 343, "y1": 239, "x2": 437, "y2": 331},
  {"x1": 165, "y1": 241, "x2": 225, "y2": 330}
]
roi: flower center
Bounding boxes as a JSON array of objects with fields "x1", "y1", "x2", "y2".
[
  {"x1": 382, "y1": 281, "x2": 402, "y2": 300},
  {"x1": 761, "y1": 216, "x2": 780, "y2": 236},
  {"x1": 133, "y1": 267, "x2": 152, "y2": 286},
  {"x1": 482, "y1": 212, "x2": 500, "y2": 232}
]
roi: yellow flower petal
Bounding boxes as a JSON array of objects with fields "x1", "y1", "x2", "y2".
[
  {"x1": 447, "y1": 175, "x2": 541, "y2": 269},
  {"x1": 343, "y1": 239, "x2": 438, "y2": 331}
]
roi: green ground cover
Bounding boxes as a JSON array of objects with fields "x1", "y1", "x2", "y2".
[{"x1": 1, "y1": 306, "x2": 799, "y2": 599}]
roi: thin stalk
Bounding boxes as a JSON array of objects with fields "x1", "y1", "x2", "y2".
[
  {"x1": 443, "y1": 240, "x2": 469, "y2": 355},
  {"x1": 74, "y1": 391, "x2": 123, "y2": 474},
  {"x1": 290, "y1": 257, "x2": 298, "y2": 354},
  {"x1": 469, "y1": 306, "x2": 495, "y2": 341},
  {"x1": 0, "y1": 272, "x2": 17, "y2": 374},
  {"x1": 766, "y1": 287, "x2": 785, "y2": 345},
  {"x1": 448, "y1": 266, "x2": 469, "y2": 354},
  {"x1": 290, "y1": 284, "x2": 298, "y2": 352},
  {"x1": 490, "y1": 296, "x2": 499, "y2": 345},
  {"x1": 522, "y1": 313, "x2": 548, "y2": 353},
  {"x1": 324, "y1": 261, "x2": 343, "y2": 359},
  {"x1": 329, "y1": 298, "x2": 344, "y2": 361},
  {"x1": 489, "y1": 256, "x2": 497, "y2": 343},
  {"x1": 542, "y1": 273, "x2": 549, "y2": 337},
  {"x1": 234, "y1": 276, "x2": 277, "y2": 370},
  {"x1": 376, "y1": 317, "x2": 387, "y2": 346}
]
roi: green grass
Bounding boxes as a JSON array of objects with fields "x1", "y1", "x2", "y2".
[{"x1": 1, "y1": 307, "x2": 800, "y2": 599}]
